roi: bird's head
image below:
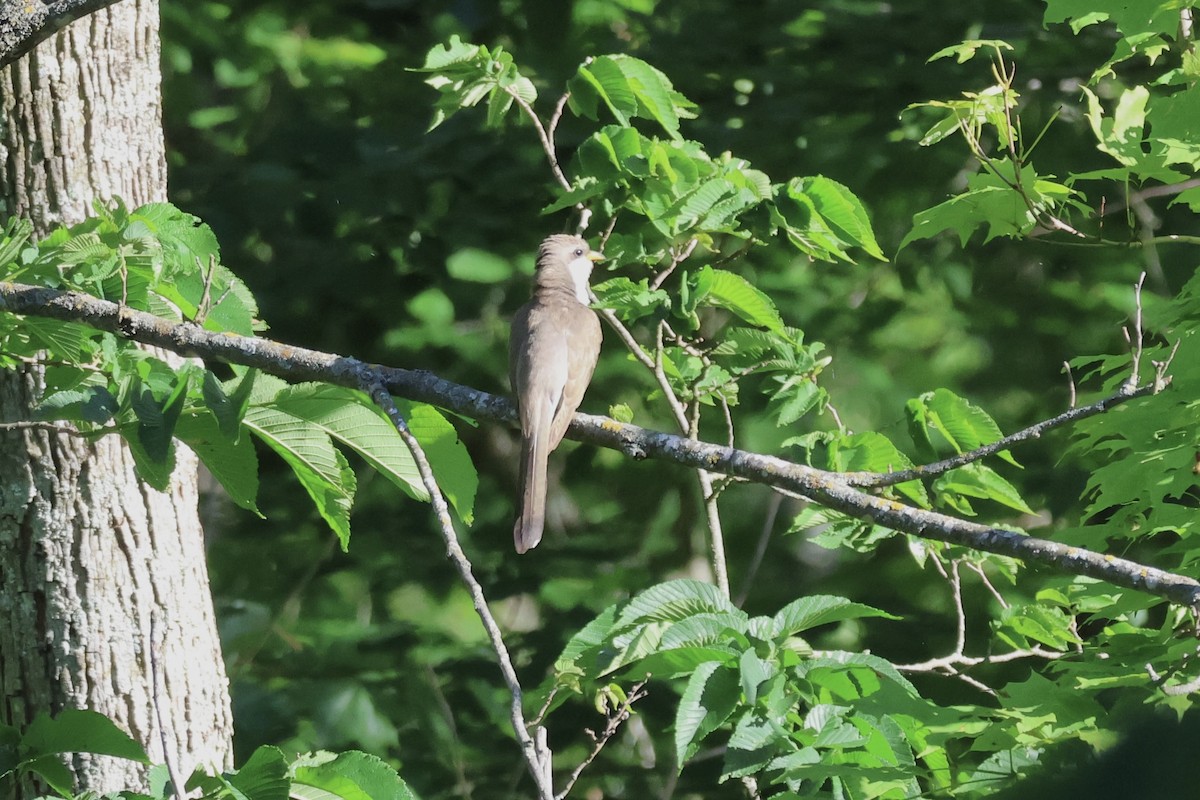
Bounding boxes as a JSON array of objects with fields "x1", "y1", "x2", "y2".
[{"x1": 536, "y1": 234, "x2": 605, "y2": 303}]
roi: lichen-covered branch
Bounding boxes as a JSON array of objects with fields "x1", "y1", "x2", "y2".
[
  {"x1": 3, "y1": 280, "x2": 1197, "y2": 607},
  {"x1": 0, "y1": 0, "x2": 124, "y2": 68}
]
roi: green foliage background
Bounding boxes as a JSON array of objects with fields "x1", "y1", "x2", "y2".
[{"x1": 129, "y1": 0, "x2": 1200, "y2": 797}]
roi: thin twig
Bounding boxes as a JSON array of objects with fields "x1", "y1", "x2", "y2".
[
  {"x1": 148, "y1": 613, "x2": 188, "y2": 800},
  {"x1": 950, "y1": 560, "x2": 967, "y2": 656},
  {"x1": 966, "y1": 561, "x2": 1010, "y2": 610},
  {"x1": 507, "y1": 88, "x2": 572, "y2": 193},
  {"x1": 0, "y1": 420, "x2": 89, "y2": 437},
  {"x1": 555, "y1": 677, "x2": 650, "y2": 800},
  {"x1": 847, "y1": 380, "x2": 1160, "y2": 488},
  {"x1": 1126, "y1": 272, "x2": 1147, "y2": 391},
  {"x1": 649, "y1": 238, "x2": 699, "y2": 291},
  {"x1": 359, "y1": 372, "x2": 553, "y2": 800},
  {"x1": 734, "y1": 491, "x2": 784, "y2": 607}
]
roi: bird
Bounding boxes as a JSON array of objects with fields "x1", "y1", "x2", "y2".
[{"x1": 509, "y1": 234, "x2": 604, "y2": 553}]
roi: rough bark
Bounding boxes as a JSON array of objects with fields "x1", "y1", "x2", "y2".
[{"x1": 0, "y1": 0, "x2": 233, "y2": 795}]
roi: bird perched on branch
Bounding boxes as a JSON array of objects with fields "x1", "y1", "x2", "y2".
[{"x1": 509, "y1": 234, "x2": 604, "y2": 553}]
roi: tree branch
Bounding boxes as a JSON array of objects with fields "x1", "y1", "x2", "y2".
[
  {"x1": 3, "y1": 281, "x2": 1198, "y2": 606},
  {"x1": 358, "y1": 371, "x2": 554, "y2": 800},
  {"x1": 845, "y1": 380, "x2": 1160, "y2": 488},
  {"x1": 0, "y1": 0, "x2": 124, "y2": 68}
]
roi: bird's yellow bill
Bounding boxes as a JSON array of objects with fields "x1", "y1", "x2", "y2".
[{"x1": 588, "y1": 250, "x2": 605, "y2": 263}]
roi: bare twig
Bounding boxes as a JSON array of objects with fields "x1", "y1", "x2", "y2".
[
  {"x1": 1125, "y1": 272, "x2": 1148, "y2": 390},
  {"x1": 4, "y1": 282, "x2": 1198, "y2": 605},
  {"x1": 506, "y1": 88, "x2": 572, "y2": 193},
  {"x1": 734, "y1": 491, "x2": 784, "y2": 607},
  {"x1": 0, "y1": 420, "x2": 89, "y2": 437},
  {"x1": 649, "y1": 238, "x2": 700, "y2": 291},
  {"x1": 358, "y1": 372, "x2": 553, "y2": 800},
  {"x1": 148, "y1": 613, "x2": 188, "y2": 800},
  {"x1": 847, "y1": 380, "x2": 1160, "y2": 489},
  {"x1": 1147, "y1": 660, "x2": 1200, "y2": 696},
  {"x1": 555, "y1": 677, "x2": 650, "y2": 800},
  {"x1": 966, "y1": 561, "x2": 1010, "y2": 610}
]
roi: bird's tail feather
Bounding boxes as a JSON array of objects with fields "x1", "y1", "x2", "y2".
[{"x1": 514, "y1": 428, "x2": 549, "y2": 553}]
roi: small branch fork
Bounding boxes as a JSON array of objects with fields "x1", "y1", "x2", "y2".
[
  {"x1": 554, "y1": 677, "x2": 650, "y2": 800},
  {"x1": 357, "y1": 370, "x2": 554, "y2": 800},
  {"x1": 894, "y1": 558, "x2": 1067, "y2": 695},
  {"x1": 3, "y1": 281, "x2": 1198, "y2": 607}
]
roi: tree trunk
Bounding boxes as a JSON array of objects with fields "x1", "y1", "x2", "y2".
[{"x1": 0, "y1": 0, "x2": 234, "y2": 795}]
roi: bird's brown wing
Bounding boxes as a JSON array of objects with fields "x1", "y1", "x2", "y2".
[
  {"x1": 510, "y1": 301, "x2": 572, "y2": 553},
  {"x1": 547, "y1": 303, "x2": 602, "y2": 449}
]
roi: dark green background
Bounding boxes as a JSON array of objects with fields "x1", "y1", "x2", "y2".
[{"x1": 160, "y1": 2, "x2": 1193, "y2": 796}]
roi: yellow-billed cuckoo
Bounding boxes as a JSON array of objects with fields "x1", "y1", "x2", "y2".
[{"x1": 509, "y1": 234, "x2": 604, "y2": 553}]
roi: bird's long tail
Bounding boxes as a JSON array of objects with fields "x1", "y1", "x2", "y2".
[{"x1": 514, "y1": 426, "x2": 549, "y2": 553}]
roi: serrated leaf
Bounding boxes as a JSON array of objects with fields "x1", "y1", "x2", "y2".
[
  {"x1": 243, "y1": 384, "x2": 356, "y2": 547},
  {"x1": 696, "y1": 266, "x2": 785, "y2": 332},
  {"x1": 924, "y1": 388, "x2": 1019, "y2": 466},
  {"x1": 771, "y1": 595, "x2": 899, "y2": 639},
  {"x1": 614, "y1": 579, "x2": 741, "y2": 628},
  {"x1": 22, "y1": 317, "x2": 98, "y2": 363},
  {"x1": 797, "y1": 176, "x2": 886, "y2": 260},
  {"x1": 257, "y1": 381, "x2": 424, "y2": 500},
  {"x1": 229, "y1": 746, "x2": 290, "y2": 800},
  {"x1": 571, "y1": 56, "x2": 635, "y2": 125},
  {"x1": 675, "y1": 662, "x2": 741, "y2": 765},
  {"x1": 399, "y1": 400, "x2": 477, "y2": 525},
  {"x1": 36, "y1": 386, "x2": 118, "y2": 425},
  {"x1": 934, "y1": 463, "x2": 1033, "y2": 514},
  {"x1": 291, "y1": 750, "x2": 418, "y2": 800},
  {"x1": 176, "y1": 412, "x2": 261, "y2": 515},
  {"x1": 927, "y1": 39, "x2": 1013, "y2": 64},
  {"x1": 415, "y1": 35, "x2": 482, "y2": 71}
]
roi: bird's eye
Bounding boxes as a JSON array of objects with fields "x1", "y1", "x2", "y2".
[{"x1": 573, "y1": 248, "x2": 584, "y2": 257}]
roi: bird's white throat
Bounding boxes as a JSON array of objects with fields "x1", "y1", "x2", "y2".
[{"x1": 567, "y1": 256, "x2": 593, "y2": 304}]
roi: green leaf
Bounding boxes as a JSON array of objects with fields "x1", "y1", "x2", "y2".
[
  {"x1": 796, "y1": 176, "x2": 886, "y2": 260},
  {"x1": 591, "y1": 274, "x2": 664, "y2": 323},
  {"x1": 674, "y1": 662, "x2": 742, "y2": 765},
  {"x1": 291, "y1": 750, "x2": 419, "y2": 800},
  {"x1": 132, "y1": 370, "x2": 191, "y2": 465},
  {"x1": 22, "y1": 710, "x2": 148, "y2": 762},
  {"x1": 696, "y1": 267, "x2": 785, "y2": 332},
  {"x1": 927, "y1": 39, "x2": 1013, "y2": 64},
  {"x1": 923, "y1": 388, "x2": 1019, "y2": 465},
  {"x1": 828, "y1": 431, "x2": 929, "y2": 507},
  {"x1": 771, "y1": 595, "x2": 899, "y2": 639},
  {"x1": 22, "y1": 318, "x2": 98, "y2": 363},
  {"x1": 256, "y1": 381, "x2": 424, "y2": 500},
  {"x1": 934, "y1": 463, "x2": 1033, "y2": 514},
  {"x1": 203, "y1": 368, "x2": 257, "y2": 441},
  {"x1": 36, "y1": 386, "x2": 119, "y2": 425},
  {"x1": 229, "y1": 746, "x2": 290, "y2": 800},
  {"x1": 569, "y1": 55, "x2": 694, "y2": 139},
  {"x1": 412, "y1": 37, "x2": 533, "y2": 130},
  {"x1": 176, "y1": 412, "x2": 261, "y2": 515},
  {"x1": 18, "y1": 754, "x2": 75, "y2": 797},
  {"x1": 400, "y1": 400, "x2": 478, "y2": 525},
  {"x1": 615, "y1": 579, "x2": 741, "y2": 627},
  {"x1": 0, "y1": 216, "x2": 33, "y2": 268},
  {"x1": 243, "y1": 383, "x2": 357, "y2": 547}
]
